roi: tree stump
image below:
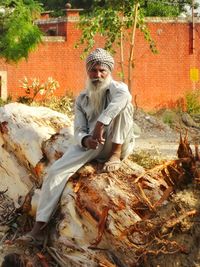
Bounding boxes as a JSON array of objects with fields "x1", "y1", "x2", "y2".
[{"x1": 0, "y1": 103, "x2": 199, "y2": 267}]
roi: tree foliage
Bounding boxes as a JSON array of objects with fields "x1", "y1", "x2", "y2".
[
  {"x1": 142, "y1": 0, "x2": 196, "y2": 17},
  {"x1": 38, "y1": 0, "x2": 198, "y2": 18},
  {"x1": 76, "y1": 0, "x2": 197, "y2": 91},
  {"x1": 0, "y1": 0, "x2": 43, "y2": 62},
  {"x1": 39, "y1": 0, "x2": 94, "y2": 11},
  {"x1": 39, "y1": 0, "x2": 196, "y2": 16},
  {"x1": 39, "y1": 0, "x2": 66, "y2": 16},
  {"x1": 76, "y1": 0, "x2": 158, "y2": 91},
  {"x1": 77, "y1": 0, "x2": 158, "y2": 52},
  {"x1": 70, "y1": 0, "x2": 95, "y2": 9}
]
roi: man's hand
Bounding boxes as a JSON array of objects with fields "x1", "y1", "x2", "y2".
[
  {"x1": 92, "y1": 121, "x2": 105, "y2": 144},
  {"x1": 82, "y1": 136, "x2": 99, "y2": 150}
]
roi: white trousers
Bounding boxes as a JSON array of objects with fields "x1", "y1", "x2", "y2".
[{"x1": 36, "y1": 104, "x2": 135, "y2": 222}]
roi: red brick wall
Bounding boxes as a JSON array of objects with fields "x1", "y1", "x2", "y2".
[
  {"x1": 39, "y1": 22, "x2": 66, "y2": 36},
  {"x1": 0, "y1": 14, "x2": 200, "y2": 111}
]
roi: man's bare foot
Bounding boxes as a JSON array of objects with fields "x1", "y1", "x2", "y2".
[
  {"x1": 16, "y1": 221, "x2": 46, "y2": 247},
  {"x1": 16, "y1": 233, "x2": 44, "y2": 247}
]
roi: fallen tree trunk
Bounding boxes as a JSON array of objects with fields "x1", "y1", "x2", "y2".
[
  {"x1": 0, "y1": 103, "x2": 199, "y2": 267},
  {"x1": 0, "y1": 103, "x2": 73, "y2": 200}
]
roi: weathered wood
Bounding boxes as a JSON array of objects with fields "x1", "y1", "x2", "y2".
[
  {"x1": 0, "y1": 103, "x2": 73, "y2": 200},
  {"x1": 0, "y1": 103, "x2": 199, "y2": 267}
]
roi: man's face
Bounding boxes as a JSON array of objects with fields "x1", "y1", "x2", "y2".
[{"x1": 87, "y1": 64, "x2": 110, "y2": 85}]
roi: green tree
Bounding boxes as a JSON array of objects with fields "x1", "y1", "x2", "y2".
[
  {"x1": 76, "y1": 0, "x2": 158, "y2": 92},
  {"x1": 70, "y1": 0, "x2": 94, "y2": 9},
  {"x1": 39, "y1": 0, "x2": 96, "y2": 10},
  {"x1": 76, "y1": 0, "x2": 196, "y2": 92},
  {"x1": 38, "y1": 0, "x2": 94, "y2": 16},
  {"x1": 39, "y1": 0, "x2": 66, "y2": 16},
  {"x1": 44, "y1": 0, "x2": 196, "y2": 14},
  {"x1": 0, "y1": 0, "x2": 43, "y2": 62},
  {"x1": 142, "y1": 0, "x2": 197, "y2": 17},
  {"x1": 39, "y1": 0, "x2": 197, "y2": 15}
]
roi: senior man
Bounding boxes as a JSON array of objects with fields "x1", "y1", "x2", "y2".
[{"x1": 17, "y1": 48, "x2": 136, "y2": 245}]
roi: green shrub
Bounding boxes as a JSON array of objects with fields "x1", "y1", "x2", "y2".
[
  {"x1": 185, "y1": 89, "x2": 200, "y2": 115},
  {"x1": 0, "y1": 98, "x2": 5, "y2": 107},
  {"x1": 32, "y1": 94, "x2": 74, "y2": 118},
  {"x1": 16, "y1": 77, "x2": 74, "y2": 117},
  {"x1": 130, "y1": 150, "x2": 164, "y2": 169},
  {"x1": 162, "y1": 112, "x2": 173, "y2": 126},
  {"x1": 18, "y1": 77, "x2": 60, "y2": 103},
  {"x1": 0, "y1": 96, "x2": 12, "y2": 107}
]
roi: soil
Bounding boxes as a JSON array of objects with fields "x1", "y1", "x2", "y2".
[
  {"x1": 134, "y1": 109, "x2": 200, "y2": 160},
  {"x1": 133, "y1": 109, "x2": 200, "y2": 267},
  {"x1": 0, "y1": 109, "x2": 199, "y2": 267}
]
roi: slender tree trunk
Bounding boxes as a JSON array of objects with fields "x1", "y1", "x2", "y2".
[
  {"x1": 120, "y1": 28, "x2": 125, "y2": 83},
  {"x1": 128, "y1": 2, "x2": 139, "y2": 92}
]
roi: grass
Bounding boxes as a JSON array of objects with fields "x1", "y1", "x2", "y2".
[
  {"x1": 31, "y1": 95, "x2": 74, "y2": 118},
  {"x1": 0, "y1": 96, "x2": 12, "y2": 107},
  {"x1": 185, "y1": 89, "x2": 200, "y2": 115},
  {"x1": 162, "y1": 112, "x2": 174, "y2": 126},
  {"x1": 130, "y1": 150, "x2": 164, "y2": 169}
]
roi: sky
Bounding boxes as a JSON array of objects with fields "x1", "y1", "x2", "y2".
[
  {"x1": 183, "y1": 0, "x2": 200, "y2": 16},
  {"x1": 192, "y1": 0, "x2": 200, "y2": 15},
  {"x1": 196, "y1": 0, "x2": 200, "y2": 14}
]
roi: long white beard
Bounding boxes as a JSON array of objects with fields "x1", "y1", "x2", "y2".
[{"x1": 86, "y1": 75, "x2": 112, "y2": 114}]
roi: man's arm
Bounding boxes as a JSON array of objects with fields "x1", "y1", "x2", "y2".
[
  {"x1": 91, "y1": 121, "x2": 105, "y2": 145},
  {"x1": 97, "y1": 81, "x2": 132, "y2": 126},
  {"x1": 92, "y1": 82, "x2": 132, "y2": 144},
  {"x1": 74, "y1": 96, "x2": 100, "y2": 149},
  {"x1": 74, "y1": 96, "x2": 90, "y2": 147}
]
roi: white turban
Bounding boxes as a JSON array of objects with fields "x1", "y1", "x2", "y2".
[{"x1": 86, "y1": 48, "x2": 114, "y2": 72}]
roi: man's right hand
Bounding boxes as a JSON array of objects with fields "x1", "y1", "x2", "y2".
[
  {"x1": 82, "y1": 136, "x2": 99, "y2": 150},
  {"x1": 92, "y1": 121, "x2": 105, "y2": 145}
]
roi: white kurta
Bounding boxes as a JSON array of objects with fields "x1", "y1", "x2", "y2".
[{"x1": 36, "y1": 80, "x2": 136, "y2": 222}]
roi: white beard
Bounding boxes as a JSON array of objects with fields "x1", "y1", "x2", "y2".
[{"x1": 86, "y1": 75, "x2": 112, "y2": 115}]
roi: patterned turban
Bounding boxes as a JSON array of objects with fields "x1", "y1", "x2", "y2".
[{"x1": 86, "y1": 48, "x2": 114, "y2": 72}]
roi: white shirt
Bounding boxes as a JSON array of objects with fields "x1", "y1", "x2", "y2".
[{"x1": 74, "y1": 79, "x2": 133, "y2": 147}]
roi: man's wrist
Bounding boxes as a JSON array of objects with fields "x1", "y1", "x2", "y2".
[
  {"x1": 96, "y1": 121, "x2": 104, "y2": 128},
  {"x1": 82, "y1": 135, "x2": 90, "y2": 148}
]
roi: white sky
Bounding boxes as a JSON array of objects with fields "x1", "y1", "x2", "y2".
[
  {"x1": 196, "y1": 0, "x2": 200, "y2": 13},
  {"x1": 193, "y1": 0, "x2": 200, "y2": 14},
  {"x1": 184, "y1": 0, "x2": 200, "y2": 16}
]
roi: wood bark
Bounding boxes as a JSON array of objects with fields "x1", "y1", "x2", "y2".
[{"x1": 0, "y1": 103, "x2": 199, "y2": 267}]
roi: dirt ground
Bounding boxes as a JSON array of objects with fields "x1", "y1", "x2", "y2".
[
  {"x1": 132, "y1": 109, "x2": 200, "y2": 267},
  {"x1": 134, "y1": 109, "x2": 200, "y2": 159},
  {"x1": 0, "y1": 108, "x2": 199, "y2": 267}
]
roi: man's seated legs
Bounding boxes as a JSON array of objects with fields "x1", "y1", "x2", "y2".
[
  {"x1": 102, "y1": 143, "x2": 122, "y2": 172},
  {"x1": 101, "y1": 103, "x2": 135, "y2": 172},
  {"x1": 16, "y1": 144, "x2": 103, "y2": 245}
]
